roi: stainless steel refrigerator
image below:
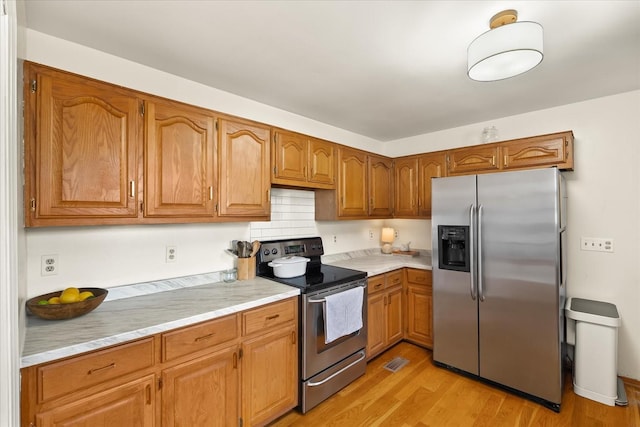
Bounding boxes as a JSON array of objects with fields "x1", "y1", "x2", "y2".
[{"x1": 431, "y1": 167, "x2": 566, "y2": 411}]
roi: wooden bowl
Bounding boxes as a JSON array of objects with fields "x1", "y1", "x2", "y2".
[{"x1": 26, "y1": 288, "x2": 108, "y2": 320}]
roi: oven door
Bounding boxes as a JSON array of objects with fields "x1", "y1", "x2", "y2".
[{"x1": 301, "y1": 279, "x2": 368, "y2": 380}]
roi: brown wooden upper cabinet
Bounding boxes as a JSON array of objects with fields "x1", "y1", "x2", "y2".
[
  {"x1": 316, "y1": 147, "x2": 394, "y2": 219},
  {"x1": 394, "y1": 157, "x2": 419, "y2": 217},
  {"x1": 336, "y1": 146, "x2": 369, "y2": 217},
  {"x1": 217, "y1": 117, "x2": 271, "y2": 218},
  {"x1": 368, "y1": 154, "x2": 394, "y2": 217},
  {"x1": 24, "y1": 62, "x2": 142, "y2": 227},
  {"x1": 501, "y1": 131, "x2": 573, "y2": 170},
  {"x1": 447, "y1": 145, "x2": 500, "y2": 176},
  {"x1": 418, "y1": 152, "x2": 447, "y2": 218},
  {"x1": 271, "y1": 130, "x2": 335, "y2": 189},
  {"x1": 446, "y1": 131, "x2": 574, "y2": 176},
  {"x1": 24, "y1": 62, "x2": 574, "y2": 226},
  {"x1": 144, "y1": 98, "x2": 216, "y2": 218},
  {"x1": 393, "y1": 152, "x2": 446, "y2": 219}
]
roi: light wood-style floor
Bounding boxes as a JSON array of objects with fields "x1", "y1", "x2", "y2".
[{"x1": 271, "y1": 342, "x2": 639, "y2": 427}]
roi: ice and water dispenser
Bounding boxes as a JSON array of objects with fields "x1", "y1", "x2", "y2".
[{"x1": 437, "y1": 225, "x2": 470, "y2": 272}]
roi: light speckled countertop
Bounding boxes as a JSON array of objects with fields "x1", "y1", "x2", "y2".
[
  {"x1": 21, "y1": 278, "x2": 299, "y2": 368},
  {"x1": 22, "y1": 249, "x2": 432, "y2": 368},
  {"x1": 323, "y1": 249, "x2": 432, "y2": 276}
]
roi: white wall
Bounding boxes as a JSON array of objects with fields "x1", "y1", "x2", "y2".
[
  {"x1": 19, "y1": 29, "x2": 639, "y2": 380},
  {"x1": 22, "y1": 29, "x2": 382, "y2": 154},
  {"x1": 385, "y1": 91, "x2": 640, "y2": 380}
]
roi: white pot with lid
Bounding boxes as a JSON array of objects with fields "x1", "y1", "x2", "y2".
[{"x1": 268, "y1": 256, "x2": 310, "y2": 278}]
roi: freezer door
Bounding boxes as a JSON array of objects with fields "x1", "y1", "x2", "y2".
[
  {"x1": 432, "y1": 174, "x2": 479, "y2": 375},
  {"x1": 477, "y1": 168, "x2": 562, "y2": 404}
]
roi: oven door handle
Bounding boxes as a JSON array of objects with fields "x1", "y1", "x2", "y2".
[
  {"x1": 306, "y1": 350, "x2": 366, "y2": 387},
  {"x1": 307, "y1": 284, "x2": 367, "y2": 303}
]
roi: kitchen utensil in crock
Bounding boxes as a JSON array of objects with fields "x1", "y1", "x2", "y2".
[{"x1": 250, "y1": 240, "x2": 261, "y2": 258}]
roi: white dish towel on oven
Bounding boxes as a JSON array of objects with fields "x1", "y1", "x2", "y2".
[{"x1": 324, "y1": 286, "x2": 364, "y2": 344}]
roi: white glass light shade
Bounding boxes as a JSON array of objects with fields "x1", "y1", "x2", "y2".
[{"x1": 468, "y1": 21, "x2": 543, "y2": 82}]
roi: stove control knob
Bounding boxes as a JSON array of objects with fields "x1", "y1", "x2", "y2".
[
  {"x1": 271, "y1": 248, "x2": 278, "y2": 255},
  {"x1": 263, "y1": 248, "x2": 270, "y2": 256}
]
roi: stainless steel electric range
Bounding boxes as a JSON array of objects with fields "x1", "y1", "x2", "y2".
[{"x1": 256, "y1": 237, "x2": 368, "y2": 413}]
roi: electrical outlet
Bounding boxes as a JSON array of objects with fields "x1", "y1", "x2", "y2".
[
  {"x1": 41, "y1": 254, "x2": 58, "y2": 276},
  {"x1": 166, "y1": 246, "x2": 177, "y2": 263},
  {"x1": 580, "y1": 237, "x2": 614, "y2": 253},
  {"x1": 395, "y1": 230, "x2": 399, "y2": 238},
  {"x1": 369, "y1": 230, "x2": 374, "y2": 240},
  {"x1": 333, "y1": 235, "x2": 337, "y2": 243}
]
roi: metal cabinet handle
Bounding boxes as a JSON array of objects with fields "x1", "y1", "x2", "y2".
[
  {"x1": 88, "y1": 362, "x2": 115, "y2": 375},
  {"x1": 129, "y1": 181, "x2": 135, "y2": 198},
  {"x1": 195, "y1": 333, "x2": 215, "y2": 342},
  {"x1": 266, "y1": 314, "x2": 280, "y2": 321}
]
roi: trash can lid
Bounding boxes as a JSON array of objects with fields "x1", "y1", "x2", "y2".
[{"x1": 565, "y1": 297, "x2": 621, "y2": 327}]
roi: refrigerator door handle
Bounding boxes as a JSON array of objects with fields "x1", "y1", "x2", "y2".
[
  {"x1": 477, "y1": 204, "x2": 485, "y2": 302},
  {"x1": 469, "y1": 204, "x2": 477, "y2": 300}
]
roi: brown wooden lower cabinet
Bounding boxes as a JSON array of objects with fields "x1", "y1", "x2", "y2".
[
  {"x1": 161, "y1": 345, "x2": 239, "y2": 427},
  {"x1": 35, "y1": 374, "x2": 155, "y2": 427},
  {"x1": 241, "y1": 324, "x2": 298, "y2": 426},
  {"x1": 366, "y1": 268, "x2": 433, "y2": 360},
  {"x1": 21, "y1": 297, "x2": 298, "y2": 427},
  {"x1": 404, "y1": 268, "x2": 433, "y2": 349},
  {"x1": 366, "y1": 270, "x2": 404, "y2": 360}
]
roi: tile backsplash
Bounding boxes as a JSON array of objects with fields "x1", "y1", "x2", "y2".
[{"x1": 250, "y1": 188, "x2": 318, "y2": 241}]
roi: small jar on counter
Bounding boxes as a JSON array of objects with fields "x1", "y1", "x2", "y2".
[{"x1": 222, "y1": 268, "x2": 237, "y2": 283}]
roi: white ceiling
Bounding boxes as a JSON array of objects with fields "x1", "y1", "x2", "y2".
[{"x1": 21, "y1": 1, "x2": 640, "y2": 142}]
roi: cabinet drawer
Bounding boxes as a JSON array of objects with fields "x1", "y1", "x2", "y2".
[
  {"x1": 407, "y1": 269, "x2": 432, "y2": 286},
  {"x1": 243, "y1": 298, "x2": 296, "y2": 336},
  {"x1": 162, "y1": 314, "x2": 238, "y2": 362},
  {"x1": 37, "y1": 338, "x2": 154, "y2": 402},
  {"x1": 368, "y1": 274, "x2": 386, "y2": 294},
  {"x1": 386, "y1": 270, "x2": 403, "y2": 287}
]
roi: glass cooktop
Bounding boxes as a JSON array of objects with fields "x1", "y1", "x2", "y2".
[{"x1": 259, "y1": 263, "x2": 367, "y2": 292}]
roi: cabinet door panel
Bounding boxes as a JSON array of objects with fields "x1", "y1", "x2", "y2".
[
  {"x1": 145, "y1": 100, "x2": 215, "y2": 217},
  {"x1": 36, "y1": 375, "x2": 154, "y2": 427},
  {"x1": 386, "y1": 285, "x2": 404, "y2": 345},
  {"x1": 162, "y1": 347, "x2": 238, "y2": 427},
  {"x1": 338, "y1": 147, "x2": 368, "y2": 217},
  {"x1": 308, "y1": 139, "x2": 335, "y2": 186},
  {"x1": 394, "y1": 157, "x2": 419, "y2": 217},
  {"x1": 273, "y1": 131, "x2": 307, "y2": 182},
  {"x1": 448, "y1": 146, "x2": 499, "y2": 176},
  {"x1": 30, "y1": 68, "x2": 140, "y2": 221},
  {"x1": 366, "y1": 292, "x2": 386, "y2": 359},
  {"x1": 242, "y1": 325, "x2": 297, "y2": 426},
  {"x1": 501, "y1": 134, "x2": 570, "y2": 170},
  {"x1": 368, "y1": 155, "x2": 394, "y2": 217},
  {"x1": 218, "y1": 119, "x2": 270, "y2": 217},
  {"x1": 406, "y1": 283, "x2": 433, "y2": 348},
  {"x1": 418, "y1": 153, "x2": 446, "y2": 218}
]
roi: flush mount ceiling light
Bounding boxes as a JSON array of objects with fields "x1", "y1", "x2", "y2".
[{"x1": 467, "y1": 9, "x2": 543, "y2": 82}]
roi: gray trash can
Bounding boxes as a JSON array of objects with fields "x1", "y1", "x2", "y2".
[{"x1": 565, "y1": 297, "x2": 622, "y2": 406}]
